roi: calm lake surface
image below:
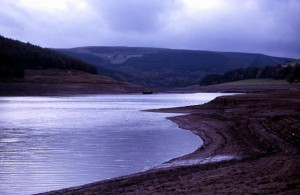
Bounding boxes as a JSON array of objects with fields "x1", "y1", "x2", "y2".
[{"x1": 0, "y1": 93, "x2": 225, "y2": 194}]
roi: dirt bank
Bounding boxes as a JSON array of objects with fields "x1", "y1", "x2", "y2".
[
  {"x1": 0, "y1": 69, "x2": 143, "y2": 96},
  {"x1": 41, "y1": 89, "x2": 300, "y2": 194}
]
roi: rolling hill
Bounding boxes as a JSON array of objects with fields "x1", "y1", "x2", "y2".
[{"x1": 56, "y1": 46, "x2": 294, "y2": 87}]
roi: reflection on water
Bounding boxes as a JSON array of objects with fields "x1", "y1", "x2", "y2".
[{"x1": 0, "y1": 93, "x2": 224, "y2": 194}]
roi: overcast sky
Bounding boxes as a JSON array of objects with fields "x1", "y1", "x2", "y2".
[{"x1": 0, "y1": 0, "x2": 299, "y2": 58}]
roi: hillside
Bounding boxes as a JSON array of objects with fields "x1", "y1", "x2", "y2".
[
  {"x1": 0, "y1": 35, "x2": 99, "y2": 78},
  {"x1": 56, "y1": 46, "x2": 294, "y2": 87},
  {"x1": 0, "y1": 36, "x2": 142, "y2": 95}
]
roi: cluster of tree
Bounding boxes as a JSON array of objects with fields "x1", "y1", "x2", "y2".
[
  {"x1": 199, "y1": 62, "x2": 300, "y2": 85},
  {"x1": 0, "y1": 53, "x2": 25, "y2": 78},
  {"x1": 0, "y1": 35, "x2": 97, "y2": 78}
]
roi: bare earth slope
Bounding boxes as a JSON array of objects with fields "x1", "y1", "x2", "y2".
[
  {"x1": 41, "y1": 88, "x2": 300, "y2": 194},
  {"x1": 0, "y1": 69, "x2": 143, "y2": 96}
]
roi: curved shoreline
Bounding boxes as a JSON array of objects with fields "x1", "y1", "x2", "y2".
[{"x1": 41, "y1": 90, "x2": 300, "y2": 194}]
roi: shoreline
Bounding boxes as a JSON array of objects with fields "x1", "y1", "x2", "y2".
[
  {"x1": 1, "y1": 79, "x2": 297, "y2": 96},
  {"x1": 41, "y1": 89, "x2": 300, "y2": 194}
]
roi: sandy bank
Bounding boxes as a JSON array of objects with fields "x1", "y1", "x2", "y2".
[{"x1": 41, "y1": 89, "x2": 300, "y2": 194}]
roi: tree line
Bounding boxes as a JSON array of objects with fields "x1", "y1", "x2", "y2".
[
  {"x1": 199, "y1": 62, "x2": 300, "y2": 85},
  {"x1": 0, "y1": 35, "x2": 97, "y2": 78}
]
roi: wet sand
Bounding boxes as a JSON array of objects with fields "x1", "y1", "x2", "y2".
[{"x1": 41, "y1": 88, "x2": 300, "y2": 194}]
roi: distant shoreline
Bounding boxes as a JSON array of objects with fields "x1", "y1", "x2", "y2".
[
  {"x1": 0, "y1": 78, "x2": 296, "y2": 96},
  {"x1": 41, "y1": 88, "x2": 300, "y2": 194},
  {"x1": 0, "y1": 69, "x2": 295, "y2": 96}
]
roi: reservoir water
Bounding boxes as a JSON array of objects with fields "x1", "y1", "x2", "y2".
[{"x1": 0, "y1": 93, "x2": 224, "y2": 194}]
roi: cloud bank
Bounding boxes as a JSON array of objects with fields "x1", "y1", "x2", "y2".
[{"x1": 0, "y1": 0, "x2": 299, "y2": 58}]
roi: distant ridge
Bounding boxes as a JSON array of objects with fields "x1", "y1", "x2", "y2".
[{"x1": 56, "y1": 46, "x2": 294, "y2": 87}]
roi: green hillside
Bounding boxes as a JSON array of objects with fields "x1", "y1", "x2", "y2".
[{"x1": 56, "y1": 46, "x2": 294, "y2": 87}]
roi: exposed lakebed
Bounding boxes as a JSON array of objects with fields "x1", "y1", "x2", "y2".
[{"x1": 0, "y1": 93, "x2": 224, "y2": 194}]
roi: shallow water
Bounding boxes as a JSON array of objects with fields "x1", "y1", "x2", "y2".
[
  {"x1": 157, "y1": 155, "x2": 239, "y2": 168},
  {"x1": 0, "y1": 93, "x2": 224, "y2": 194}
]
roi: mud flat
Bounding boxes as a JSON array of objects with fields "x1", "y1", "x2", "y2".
[{"x1": 41, "y1": 88, "x2": 300, "y2": 194}]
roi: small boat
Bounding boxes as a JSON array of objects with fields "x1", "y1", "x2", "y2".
[{"x1": 142, "y1": 91, "x2": 153, "y2": 94}]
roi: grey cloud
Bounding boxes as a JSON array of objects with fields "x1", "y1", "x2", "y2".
[
  {"x1": 0, "y1": 12, "x2": 21, "y2": 29},
  {"x1": 0, "y1": 0, "x2": 299, "y2": 58},
  {"x1": 0, "y1": 1, "x2": 27, "y2": 36},
  {"x1": 165, "y1": 0, "x2": 300, "y2": 58},
  {"x1": 91, "y1": 0, "x2": 179, "y2": 33}
]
